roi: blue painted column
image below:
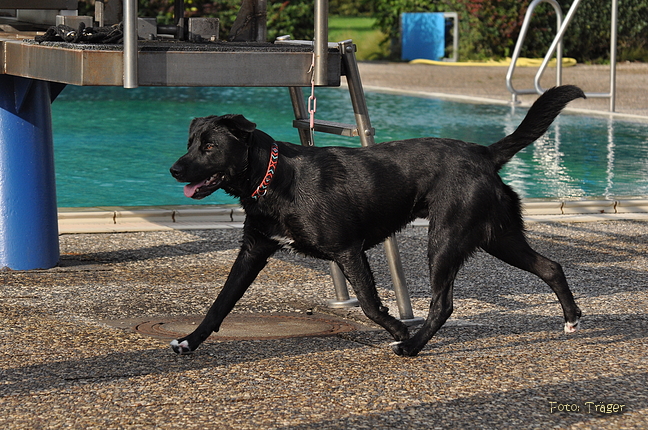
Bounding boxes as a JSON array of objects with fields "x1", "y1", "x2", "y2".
[{"x1": 0, "y1": 75, "x2": 60, "y2": 270}]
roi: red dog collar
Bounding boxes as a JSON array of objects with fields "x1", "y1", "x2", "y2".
[{"x1": 251, "y1": 143, "x2": 279, "y2": 200}]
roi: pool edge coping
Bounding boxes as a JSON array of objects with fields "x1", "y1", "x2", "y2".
[{"x1": 58, "y1": 199, "x2": 648, "y2": 234}]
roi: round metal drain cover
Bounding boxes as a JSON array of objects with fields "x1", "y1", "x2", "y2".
[{"x1": 134, "y1": 313, "x2": 357, "y2": 341}]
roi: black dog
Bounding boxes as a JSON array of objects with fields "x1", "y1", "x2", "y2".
[{"x1": 169, "y1": 85, "x2": 584, "y2": 357}]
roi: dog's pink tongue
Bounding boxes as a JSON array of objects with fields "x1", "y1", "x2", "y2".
[{"x1": 184, "y1": 180, "x2": 207, "y2": 198}]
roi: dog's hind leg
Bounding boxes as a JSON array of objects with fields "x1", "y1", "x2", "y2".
[
  {"x1": 335, "y1": 249, "x2": 410, "y2": 342},
  {"x1": 171, "y1": 230, "x2": 280, "y2": 354},
  {"x1": 482, "y1": 230, "x2": 582, "y2": 333}
]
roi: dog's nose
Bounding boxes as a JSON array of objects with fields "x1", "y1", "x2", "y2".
[{"x1": 170, "y1": 163, "x2": 183, "y2": 179}]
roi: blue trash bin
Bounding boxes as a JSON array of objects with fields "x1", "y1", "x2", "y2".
[{"x1": 401, "y1": 12, "x2": 446, "y2": 61}]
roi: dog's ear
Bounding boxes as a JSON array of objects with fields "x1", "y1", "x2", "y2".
[
  {"x1": 220, "y1": 114, "x2": 257, "y2": 133},
  {"x1": 189, "y1": 116, "x2": 217, "y2": 134}
]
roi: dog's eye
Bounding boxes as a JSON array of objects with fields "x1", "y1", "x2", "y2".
[{"x1": 204, "y1": 142, "x2": 217, "y2": 151}]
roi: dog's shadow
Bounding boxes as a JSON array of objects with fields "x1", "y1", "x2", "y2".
[
  {"x1": 57, "y1": 229, "x2": 244, "y2": 269},
  {"x1": 8, "y1": 311, "x2": 645, "y2": 399},
  {"x1": 4, "y1": 335, "x2": 366, "y2": 396}
]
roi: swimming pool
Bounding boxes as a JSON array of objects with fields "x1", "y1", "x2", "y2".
[{"x1": 51, "y1": 86, "x2": 648, "y2": 208}]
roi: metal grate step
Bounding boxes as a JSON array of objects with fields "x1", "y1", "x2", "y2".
[{"x1": 292, "y1": 118, "x2": 374, "y2": 137}]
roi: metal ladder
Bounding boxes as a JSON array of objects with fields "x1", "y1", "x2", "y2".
[
  {"x1": 506, "y1": 0, "x2": 618, "y2": 111},
  {"x1": 284, "y1": 39, "x2": 422, "y2": 325}
]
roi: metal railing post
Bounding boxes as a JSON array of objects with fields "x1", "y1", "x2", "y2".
[
  {"x1": 383, "y1": 234, "x2": 418, "y2": 322},
  {"x1": 609, "y1": 0, "x2": 618, "y2": 111},
  {"x1": 256, "y1": 0, "x2": 268, "y2": 42}
]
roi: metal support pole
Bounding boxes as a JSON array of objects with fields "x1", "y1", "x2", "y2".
[
  {"x1": 327, "y1": 262, "x2": 360, "y2": 308},
  {"x1": 123, "y1": 0, "x2": 138, "y2": 88},
  {"x1": 383, "y1": 235, "x2": 418, "y2": 322},
  {"x1": 313, "y1": 0, "x2": 328, "y2": 85},
  {"x1": 339, "y1": 40, "x2": 422, "y2": 325},
  {"x1": 0, "y1": 76, "x2": 60, "y2": 270},
  {"x1": 95, "y1": 0, "x2": 105, "y2": 27},
  {"x1": 174, "y1": 0, "x2": 185, "y2": 40},
  {"x1": 256, "y1": 0, "x2": 268, "y2": 42}
]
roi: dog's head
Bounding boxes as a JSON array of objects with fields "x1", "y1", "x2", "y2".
[{"x1": 170, "y1": 114, "x2": 257, "y2": 199}]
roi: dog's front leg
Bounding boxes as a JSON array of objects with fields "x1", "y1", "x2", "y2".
[
  {"x1": 335, "y1": 249, "x2": 410, "y2": 342},
  {"x1": 171, "y1": 231, "x2": 279, "y2": 354}
]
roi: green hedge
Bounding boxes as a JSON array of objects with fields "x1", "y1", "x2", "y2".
[
  {"x1": 373, "y1": 0, "x2": 648, "y2": 62},
  {"x1": 80, "y1": 1, "x2": 647, "y2": 62}
]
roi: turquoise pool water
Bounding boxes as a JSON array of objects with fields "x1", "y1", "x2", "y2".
[{"x1": 51, "y1": 86, "x2": 648, "y2": 208}]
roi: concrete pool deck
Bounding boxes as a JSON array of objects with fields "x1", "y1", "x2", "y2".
[
  {"x1": 1, "y1": 61, "x2": 647, "y2": 429},
  {"x1": 356, "y1": 61, "x2": 648, "y2": 119}
]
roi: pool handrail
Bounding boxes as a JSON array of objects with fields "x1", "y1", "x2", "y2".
[
  {"x1": 506, "y1": 0, "x2": 618, "y2": 112},
  {"x1": 506, "y1": 0, "x2": 563, "y2": 102}
]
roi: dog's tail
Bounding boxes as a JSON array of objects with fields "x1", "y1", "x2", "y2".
[{"x1": 489, "y1": 85, "x2": 585, "y2": 170}]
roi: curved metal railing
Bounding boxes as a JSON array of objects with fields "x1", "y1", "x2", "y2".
[
  {"x1": 506, "y1": 0, "x2": 563, "y2": 102},
  {"x1": 506, "y1": 0, "x2": 618, "y2": 111}
]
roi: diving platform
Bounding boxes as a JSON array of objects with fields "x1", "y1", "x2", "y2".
[
  {"x1": 0, "y1": 1, "x2": 421, "y2": 324},
  {"x1": 2, "y1": 37, "x2": 342, "y2": 87}
]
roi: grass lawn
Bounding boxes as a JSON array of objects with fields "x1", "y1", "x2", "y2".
[{"x1": 328, "y1": 15, "x2": 389, "y2": 60}]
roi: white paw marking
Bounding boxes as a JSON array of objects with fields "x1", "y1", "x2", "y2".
[
  {"x1": 389, "y1": 341, "x2": 403, "y2": 347},
  {"x1": 170, "y1": 339, "x2": 191, "y2": 354},
  {"x1": 564, "y1": 319, "x2": 580, "y2": 333}
]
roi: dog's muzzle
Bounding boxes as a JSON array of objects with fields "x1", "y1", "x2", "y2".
[
  {"x1": 170, "y1": 163, "x2": 224, "y2": 200},
  {"x1": 182, "y1": 173, "x2": 225, "y2": 199}
]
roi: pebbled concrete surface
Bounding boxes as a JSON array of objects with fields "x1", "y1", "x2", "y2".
[
  {"x1": 356, "y1": 61, "x2": 648, "y2": 118},
  {"x1": 1, "y1": 222, "x2": 646, "y2": 429}
]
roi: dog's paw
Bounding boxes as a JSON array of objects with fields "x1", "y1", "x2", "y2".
[
  {"x1": 390, "y1": 341, "x2": 405, "y2": 356},
  {"x1": 385, "y1": 320, "x2": 410, "y2": 342},
  {"x1": 564, "y1": 319, "x2": 581, "y2": 333},
  {"x1": 170, "y1": 339, "x2": 193, "y2": 355},
  {"x1": 389, "y1": 341, "x2": 419, "y2": 357}
]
